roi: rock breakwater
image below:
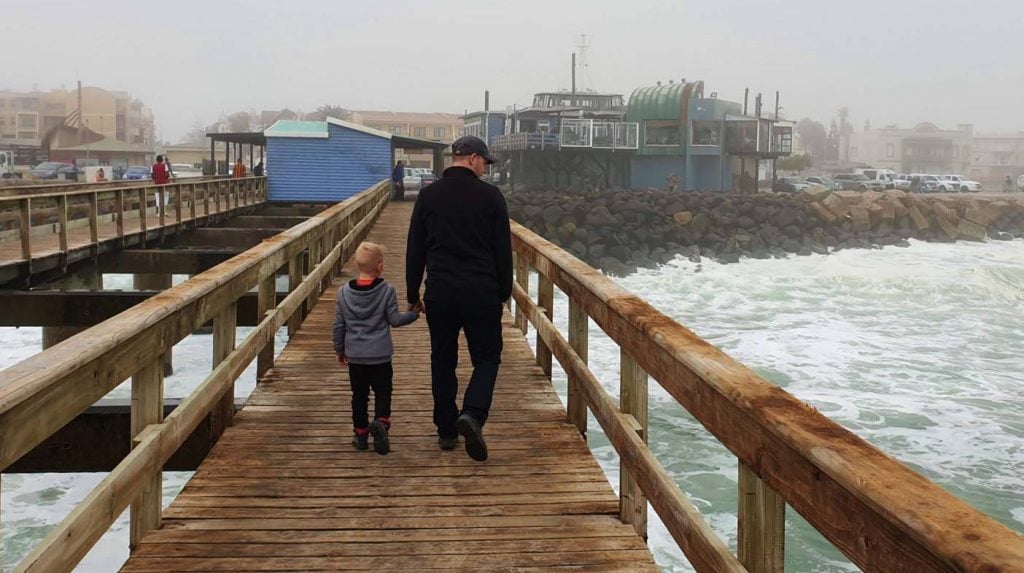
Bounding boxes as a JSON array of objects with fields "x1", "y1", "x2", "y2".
[{"x1": 507, "y1": 188, "x2": 1024, "y2": 275}]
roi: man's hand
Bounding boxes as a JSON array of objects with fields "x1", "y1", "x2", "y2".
[
  {"x1": 409, "y1": 301, "x2": 425, "y2": 315},
  {"x1": 337, "y1": 354, "x2": 347, "y2": 366}
]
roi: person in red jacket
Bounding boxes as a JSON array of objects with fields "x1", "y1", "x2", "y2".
[{"x1": 151, "y1": 155, "x2": 170, "y2": 185}]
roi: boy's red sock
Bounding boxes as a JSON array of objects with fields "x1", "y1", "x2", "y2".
[
  {"x1": 375, "y1": 417, "x2": 391, "y2": 429},
  {"x1": 353, "y1": 427, "x2": 370, "y2": 436}
]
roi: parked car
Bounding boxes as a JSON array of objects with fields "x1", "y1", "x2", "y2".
[
  {"x1": 171, "y1": 164, "x2": 204, "y2": 179},
  {"x1": 29, "y1": 162, "x2": 78, "y2": 180},
  {"x1": 909, "y1": 174, "x2": 941, "y2": 193},
  {"x1": 892, "y1": 174, "x2": 913, "y2": 190},
  {"x1": 937, "y1": 174, "x2": 982, "y2": 193},
  {"x1": 417, "y1": 169, "x2": 439, "y2": 188},
  {"x1": 856, "y1": 168, "x2": 896, "y2": 189},
  {"x1": 122, "y1": 165, "x2": 152, "y2": 181},
  {"x1": 773, "y1": 177, "x2": 810, "y2": 193},
  {"x1": 805, "y1": 176, "x2": 838, "y2": 191},
  {"x1": 402, "y1": 170, "x2": 422, "y2": 193},
  {"x1": 833, "y1": 173, "x2": 881, "y2": 191}
]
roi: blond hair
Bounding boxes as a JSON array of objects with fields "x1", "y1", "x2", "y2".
[{"x1": 354, "y1": 241, "x2": 385, "y2": 274}]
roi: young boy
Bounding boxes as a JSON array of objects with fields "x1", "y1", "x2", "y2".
[{"x1": 333, "y1": 242, "x2": 419, "y2": 454}]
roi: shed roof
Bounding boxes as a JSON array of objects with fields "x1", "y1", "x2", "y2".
[
  {"x1": 264, "y1": 121, "x2": 328, "y2": 139},
  {"x1": 207, "y1": 131, "x2": 268, "y2": 145}
]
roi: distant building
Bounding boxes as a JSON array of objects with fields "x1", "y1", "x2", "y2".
[
  {"x1": 970, "y1": 133, "x2": 1024, "y2": 183},
  {"x1": 0, "y1": 86, "x2": 154, "y2": 147},
  {"x1": 845, "y1": 123, "x2": 973, "y2": 175},
  {"x1": 348, "y1": 110, "x2": 461, "y2": 169}
]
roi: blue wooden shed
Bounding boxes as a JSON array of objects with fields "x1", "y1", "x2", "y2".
[{"x1": 265, "y1": 118, "x2": 393, "y2": 203}]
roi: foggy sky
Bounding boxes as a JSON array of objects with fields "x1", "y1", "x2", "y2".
[{"x1": 4, "y1": 0, "x2": 1022, "y2": 142}]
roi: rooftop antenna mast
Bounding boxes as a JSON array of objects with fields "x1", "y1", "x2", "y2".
[{"x1": 576, "y1": 34, "x2": 590, "y2": 92}]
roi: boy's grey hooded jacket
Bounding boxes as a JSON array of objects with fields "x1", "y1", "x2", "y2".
[{"x1": 333, "y1": 278, "x2": 418, "y2": 365}]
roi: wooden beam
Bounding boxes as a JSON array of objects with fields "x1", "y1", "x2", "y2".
[
  {"x1": 0, "y1": 290, "x2": 287, "y2": 327},
  {"x1": 511, "y1": 222, "x2": 1024, "y2": 572},
  {"x1": 171, "y1": 228, "x2": 281, "y2": 249},
  {"x1": 209, "y1": 303, "x2": 237, "y2": 441},
  {"x1": 514, "y1": 254, "x2": 529, "y2": 334},
  {"x1": 98, "y1": 249, "x2": 243, "y2": 275},
  {"x1": 4, "y1": 398, "x2": 235, "y2": 473},
  {"x1": 19, "y1": 197, "x2": 31, "y2": 262},
  {"x1": 129, "y1": 355, "x2": 163, "y2": 550},
  {"x1": 256, "y1": 273, "x2": 276, "y2": 381},
  {"x1": 567, "y1": 299, "x2": 588, "y2": 435},
  {"x1": 738, "y1": 461, "x2": 785, "y2": 573},
  {"x1": 287, "y1": 254, "x2": 302, "y2": 336},
  {"x1": 216, "y1": 215, "x2": 307, "y2": 229},
  {"x1": 619, "y1": 351, "x2": 648, "y2": 540},
  {"x1": 536, "y1": 273, "x2": 553, "y2": 376}
]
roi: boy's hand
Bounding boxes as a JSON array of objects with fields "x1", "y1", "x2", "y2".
[
  {"x1": 337, "y1": 354, "x2": 347, "y2": 366},
  {"x1": 410, "y1": 301, "x2": 425, "y2": 315}
]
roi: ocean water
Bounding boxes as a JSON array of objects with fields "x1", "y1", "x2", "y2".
[
  {"x1": 2, "y1": 242, "x2": 1023, "y2": 571},
  {"x1": 530, "y1": 238, "x2": 1024, "y2": 572}
]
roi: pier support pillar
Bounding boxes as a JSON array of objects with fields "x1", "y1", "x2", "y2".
[{"x1": 41, "y1": 264, "x2": 103, "y2": 349}]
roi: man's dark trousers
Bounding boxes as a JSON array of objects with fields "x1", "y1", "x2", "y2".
[{"x1": 426, "y1": 299, "x2": 503, "y2": 439}]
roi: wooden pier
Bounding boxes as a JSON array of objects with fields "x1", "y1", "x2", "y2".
[{"x1": 1, "y1": 181, "x2": 1022, "y2": 572}]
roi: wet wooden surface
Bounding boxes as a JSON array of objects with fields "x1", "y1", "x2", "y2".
[{"x1": 120, "y1": 200, "x2": 658, "y2": 572}]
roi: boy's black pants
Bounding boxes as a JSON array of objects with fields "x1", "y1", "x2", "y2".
[{"x1": 348, "y1": 362, "x2": 393, "y2": 429}]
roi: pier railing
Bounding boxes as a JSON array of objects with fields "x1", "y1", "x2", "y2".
[
  {"x1": 0, "y1": 181, "x2": 390, "y2": 572},
  {"x1": 511, "y1": 221, "x2": 1024, "y2": 572},
  {"x1": 0, "y1": 176, "x2": 266, "y2": 267}
]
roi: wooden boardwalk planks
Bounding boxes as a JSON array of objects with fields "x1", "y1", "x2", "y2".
[{"x1": 120, "y1": 200, "x2": 658, "y2": 572}]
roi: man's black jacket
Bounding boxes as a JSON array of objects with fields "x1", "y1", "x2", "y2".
[{"x1": 406, "y1": 166, "x2": 513, "y2": 306}]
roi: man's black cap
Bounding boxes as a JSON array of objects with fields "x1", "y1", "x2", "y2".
[{"x1": 450, "y1": 135, "x2": 496, "y2": 164}]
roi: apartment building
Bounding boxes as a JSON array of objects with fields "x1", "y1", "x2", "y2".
[
  {"x1": 0, "y1": 86, "x2": 154, "y2": 146},
  {"x1": 844, "y1": 123, "x2": 973, "y2": 175},
  {"x1": 347, "y1": 110, "x2": 461, "y2": 168}
]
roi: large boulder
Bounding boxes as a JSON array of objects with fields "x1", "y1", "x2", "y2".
[
  {"x1": 932, "y1": 203, "x2": 960, "y2": 240},
  {"x1": 822, "y1": 193, "x2": 851, "y2": 218},
  {"x1": 801, "y1": 185, "x2": 832, "y2": 202},
  {"x1": 850, "y1": 206, "x2": 871, "y2": 232},
  {"x1": 673, "y1": 211, "x2": 693, "y2": 226},
  {"x1": 957, "y1": 218, "x2": 988, "y2": 242},
  {"x1": 908, "y1": 204, "x2": 930, "y2": 231}
]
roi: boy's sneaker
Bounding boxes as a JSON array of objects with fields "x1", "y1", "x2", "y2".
[
  {"x1": 369, "y1": 418, "x2": 390, "y2": 455},
  {"x1": 352, "y1": 430, "x2": 369, "y2": 451},
  {"x1": 456, "y1": 413, "x2": 488, "y2": 462},
  {"x1": 438, "y1": 436, "x2": 458, "y2": 451}
]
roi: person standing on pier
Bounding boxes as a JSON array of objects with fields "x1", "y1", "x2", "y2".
[
  {"x1": 406, "y1": 135, "x2": 512, "y2": 462},
  {"x1": 151, "y1": 155, "x2": 170, "y2": 185},
  {"x1": 392, "y1": 160, "x2": 406, "y2": 201},
  {"x1": 233, "y1": 157, "x2": 247, "y2": 178}
]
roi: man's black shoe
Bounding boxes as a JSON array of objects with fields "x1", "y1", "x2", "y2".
[
  {"x1": 438, "y1": 436, "x2": 459, "y2": 450},
  {"x1": 369, "y1": 419, "x2": 390, "y2": 455},
  {"x1": 352, "y1": 433, "x2": 369, "y2": 451},
  {"x1": 456, "y1": 413, "x2": 488, "y2": 462}
]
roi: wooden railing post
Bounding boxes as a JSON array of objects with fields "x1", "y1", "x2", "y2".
[
  {"x1": 738, "y1": 462, "x2": 786, "y2": 573},
  {"x1": 137, "y1": 188, "x2": 147, "y2": 238},
  {"x1": 115, "y1": 189, "x2": 125, "y2": 246},
  {"x1": 203, "y1": 182, "x2": 210, "y2": 216},
  {"x1": 306, "y1": 237, "x2": 322, "y2": 311},
  {"x1": 57, "y1": 195, "x2": 69, "y2": 267},
  {"x1": 567, "y1": 299, "x2": 589, "y2": 435},
  {"x1": 19, "y1": 197, "x2": 30, "y2": 267},
  {"x1": 189, "y1": 183, "x2": 197, "y2": 225},
  {"x1": 174, "y1": 185, "x2": 183, "y2": 229},
  {"x1": 257, "y1": 273, "x2": 276, "y2": 382},
  {"x1": 619, "y1": 350, "x2": 648, "y2": 540},
  {"x1": 129, "y1": 354, "x2": 164, "y2": 550},
  {"x1": 157, "y1": 187, "x2": 166, "y2": 243},
  {"x1": 536, "y1": 273, "x2": 554, "y2": 376},
  {"x1": 287, "y1": 254, "x2": 302, "y2": 336},
  {"x1": 513, "y1": 254, "x2": 529, "y2": 333},
  {"x1": 210, "y1": 303, "x2": 237, "y2": 440},
  {"x1": 88, "y1": 192, "x2": 99, "y2": 247}
]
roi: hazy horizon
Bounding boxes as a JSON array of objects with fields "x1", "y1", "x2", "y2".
[{"x1": 4, "y1": 0, "x2": 1023, "y2": 142}]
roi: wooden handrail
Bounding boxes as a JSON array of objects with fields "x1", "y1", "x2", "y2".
[
  {"x1": 7, "y1": 182, "x2": 389, "y2": 572},
  {"x1": 0, "y1": 176, "x2": 264, "y2": 204},
  {"x1": 511, "y1": 220, "x2": 1024, "y2": 572},
  {"x1": 0, "y1": 181, "x2": 381, "y2": 470}
]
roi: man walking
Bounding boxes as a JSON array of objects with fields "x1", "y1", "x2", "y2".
[
  {"x1": 392, "y1": 160, "x2": 406, "y2": 201},
  {"x1": 406, "y1": 136, "x2": 512, "y2": 462}
]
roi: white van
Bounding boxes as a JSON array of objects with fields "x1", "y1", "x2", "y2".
[{"x1": 855, "y1": 168, "x2": 896, "y2": 189}]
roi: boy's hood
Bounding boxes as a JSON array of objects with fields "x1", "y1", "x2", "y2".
[{"x1": 341, "y1": 279, "x2": 388, "y2": 321}]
